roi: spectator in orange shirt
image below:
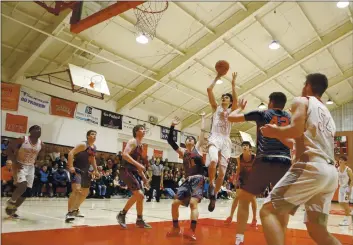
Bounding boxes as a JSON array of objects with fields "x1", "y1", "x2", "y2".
[{"x1": 2, "y1": 160, "x2": 14, "y2": 196}]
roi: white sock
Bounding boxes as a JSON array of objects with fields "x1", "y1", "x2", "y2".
[{"x1": 236, "y1": 234, "x2": 244, "y2": 241}]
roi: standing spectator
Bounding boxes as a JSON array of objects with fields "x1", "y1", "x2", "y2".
[
  {"x1": 149, "y1": 156, "x2": 156, "y2": 166},
  {"x1": 147, "y1": 157, "x2": 164, "y2": 202},
  {"x1": 1, "y1": 160, "x2": 14, "y2": 196},
  {"x1": 52, "y1": 165, "x2": 69, "y2": 197},
  {"x1": 1, "y1": 138, "x2": 10, "y2": 166}
]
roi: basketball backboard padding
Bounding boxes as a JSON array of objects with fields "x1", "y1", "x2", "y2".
[
  {"x1": 70, "y1": 1, "x2": 145, "y2": 34},
  {"x1": 69, "y1": 64, "x2": 110, "y2": 95}
]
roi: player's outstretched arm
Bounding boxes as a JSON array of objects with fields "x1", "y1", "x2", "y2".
[
  {"x1": 231, "y1": 72, "x2": 238, "y2": 112},
  {"x1": 228, "y1": 98, "x2": 248, "y2": 123},
  {"x1": 207, "y1": 75, "x2": 221, "y2": 112},
  {"x1": 196, "y1": 112, "x2": 206, "y2": 153},
  {"x1": 261, "y1": 97, "x2": 308, "y2": 139},
  {"x1": 167, "y1": 117, "x2": 184, "y2": 158}
]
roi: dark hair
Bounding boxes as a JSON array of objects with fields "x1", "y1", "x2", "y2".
[
  {"x1": 269, "y1": 92, "x2": 287, "y2": 109},
  {"x1": 222, "y1": 93, "x2": 233, "y2": 108},
  {"x1": 185, "y1": 136, "x2": 197, "y2": 145},
  {"x1": 222, "y1": 93, "x2": 233, "y2": 102},
  {"x1": 305, "y1": 73, "x2": 328, "y2": 96},
  {"x1": 133, "y1": 124, "x2": 145, "y2": 138},
  {"x1": 241, "y1": 141, "x2": 251, "y2": 148},
  {"x1": 86, "y1": 130, "x2": 97, "y2": 138},
  {"x1": 29, "y1": 125, "x2": 41, "y2": 133},
  {"x1": 339, "y1": 156, "x2": 347, "y2": 161}
]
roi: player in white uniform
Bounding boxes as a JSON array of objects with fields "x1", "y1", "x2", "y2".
[
  {"x1": 5, "y1": 125, "x2": 44, "y2": 218},
  {"x1": 261, "y1": 73, "x2": 342, "y2": 245},
  {"x1": 337, "y1": 156, "x2": 353, "y2": 226},
  {"x1": 206, "y1": 72, "x2": 238, "y2": 212}
]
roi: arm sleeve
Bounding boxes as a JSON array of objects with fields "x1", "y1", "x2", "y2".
[
  {"x1": 167, "y1": 126, "x2": 179, "y2": 151},
  {"x1": 244, "y1": 110, "x2": 264, "y2": 123}
]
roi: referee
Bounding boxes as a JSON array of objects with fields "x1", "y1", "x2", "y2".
[{"x1": 147, "y1": 158, "x2": 164, "y2": 202}]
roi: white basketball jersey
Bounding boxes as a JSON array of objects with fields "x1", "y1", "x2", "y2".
[
  {"x1": 17, "y1": 136, "x2": 42, "y2": 165},
  {"x1": 210, "y1": 106, "x2": 232, "y2": 136},
  {"x1": 338, "y1": 167, "x2": 350, "y2": 187},
  {"x1": 295, "y1": 96, "x2": 336, "y2": 164}
]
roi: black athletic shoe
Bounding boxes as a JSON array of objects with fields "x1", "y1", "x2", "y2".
[
  {"x1": 136, "y1": 219, "x2": 152, "y2": 229},
  {"x1": 117, "y1": 212, "x2": 127, "y2": 228},
  {"x1": 65, "y1": 212, "x2": 75, "y2": 223},
  {"x1": 10, "y1": 213, "x2": 20, "y2": 219},
  {"x1": 208, "y1": 196, "x2": 216, "y2": 212},
  {"x1": 5, "y1": 200, "x2": 17, "y2": 216}
]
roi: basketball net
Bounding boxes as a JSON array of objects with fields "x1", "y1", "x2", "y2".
[{"x1": 133, "y1": 1, "x2": 168, "y2": 40}]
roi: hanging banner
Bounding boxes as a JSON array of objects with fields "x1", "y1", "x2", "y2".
[
  {"x1": 50, "y1": 97, "x2": 77, "y2": 118},
  {"x1": 19, "y1": 87, "x2": 51, "y2": 114},
  {"x1": 5, "y1": 113, "x2": 28, "y2": 134},
  {"x1": 101, "y1": 109, "x2": 122, "y2": 129},
  {"x1": 153, "y1": 149, "x2": 163, "y2": 158},
  {"x1": 1, "y1": 83, "x2": 21, "y2": 111},
  {"x1": 75, "y1": 103, "x2": 101, "y2": 125},
  {"x1": 122, "y1": 116, "x2": 137, "y2": 133},
  {"x1": 160, "y1": 126, "x2": 177, "y2": 141}
]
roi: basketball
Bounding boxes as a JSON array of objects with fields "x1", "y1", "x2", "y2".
[{"x1": 215, "y1": 60, "x2": 230, "y2": 76}]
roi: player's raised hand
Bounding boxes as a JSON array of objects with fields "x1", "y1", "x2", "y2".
[
  {"x1": 171, "y1": 117, "x2": 181, "y2": 126},
  {"x1": 238, "y1": 98, "x2": 247, "y2": 111},
  {"x1": 231, "y1": 72, "x2": 237, "y2": 87}
]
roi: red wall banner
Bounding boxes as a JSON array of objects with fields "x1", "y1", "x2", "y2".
[
  {"x1": 5, "y1": 113, "x2": 28, "y2": 133},
  {"x1": 1, "y1": 83, "x2": 20, "y2": 111},
  {"x1": 153, "y1": 149, "x2": 163, "y2": 158},
  {"x1": 50, "y1": 97, "x2": 77, "y2": 118}
]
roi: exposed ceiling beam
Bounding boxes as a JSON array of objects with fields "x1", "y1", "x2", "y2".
[
  {"x1": 60, "y1": 30, "x2": 158, "y2": 75},
  {"x1": 115, "y1": 2, "x2": 268, "y2": 112},
  {"x1": 181, "y1": 21, "x2": 353, "y2": 129},
  {"x1": 7, "y1": 10, "x2": 71, "y2": 83}
]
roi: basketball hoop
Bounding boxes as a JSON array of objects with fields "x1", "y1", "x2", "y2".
[{"x1": 133, "y1": 1, "x2": 168, "y2": 41}]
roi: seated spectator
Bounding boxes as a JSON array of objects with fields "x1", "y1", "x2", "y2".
[
  {"x1": 162, "y1": 174, "x2": 176, "y2": 199},
  {"x1": 39, "y1": 165, "x2": 52, "y2": 197},
  {"x1": 95, "y1": 167, "x2": 107, "y2": 198},
  {"x1": 1, "y1": 160, "x2": 14, "y2": 196},
  {"x1": 178, "y1": 175, "x2": 186, "y2": 186},
  {"x1": 52, "y1": 165, "x2": 69, "y2": 197},
  {"x1": 203, "y1": 178, "x2": 209, "y2": 199},
  {"x1": 103, "y1": 169, "x2": 114, "y2": 198},
  {"x1": 1, "y1": 138, "x2": 9, "y2": 167},
  {"x1": 217, "y1": 181, "x2": 232, "y2": 199}
]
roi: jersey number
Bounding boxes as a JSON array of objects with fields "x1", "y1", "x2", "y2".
[{"x1": 270, "y1": 116, "x2": 289, "y2": 126}]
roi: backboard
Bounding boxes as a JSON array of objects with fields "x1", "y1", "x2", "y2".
[
  {"x1": 68, "y1": 64, "x2": 110, "y2": 96},
  {"x1": 70, "y1": 1, "x2": 145, "y2": 33}
]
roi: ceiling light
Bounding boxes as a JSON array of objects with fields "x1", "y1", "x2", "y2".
[
  {"x1": 136, "y1": 33, "x2": 149, "y2": 44},
  {"x1": 216, "y1": 80, "x2": 223, "y2": 85},
  {"x1": 269, "y1": 40, "x2": 280, "y2": 50},
  {"x1": 336, "y1": 1, "x2": 349, "y2": 8},
  {"x1": 258, "y1": 102, "x2": 267, "y2": 110},
  {"x1": 326, "y1": 99, "x2": 334, "y2": 105}
]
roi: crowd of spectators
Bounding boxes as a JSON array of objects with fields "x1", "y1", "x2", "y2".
[{"x1": 1, "y1": 138, "x2": 246, "y2": 200}]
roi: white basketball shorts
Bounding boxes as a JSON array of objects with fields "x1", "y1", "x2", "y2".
[{"x1": 13, "y1": 164, "x2": 35, "y2": 188}]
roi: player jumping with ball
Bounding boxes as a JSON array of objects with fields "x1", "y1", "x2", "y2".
[{"x1": 206, "y1": 67, "x2": 238, "y2": 212}]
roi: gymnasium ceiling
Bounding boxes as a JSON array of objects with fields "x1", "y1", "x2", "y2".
[{"x1": 1, "y1": 1, "x2": 353, "y2": 138}]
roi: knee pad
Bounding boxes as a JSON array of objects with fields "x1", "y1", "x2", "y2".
[{"x1": 21, "y1": 188, "x2": 32, "y2": 197}]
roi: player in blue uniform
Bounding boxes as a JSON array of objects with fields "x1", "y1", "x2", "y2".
[
  {"x1": 166, "y1": 114, "x2": 207, "y2": 241},
  {"x1": 228, "y1": 92, "x2": 293, "y2": 245}
]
